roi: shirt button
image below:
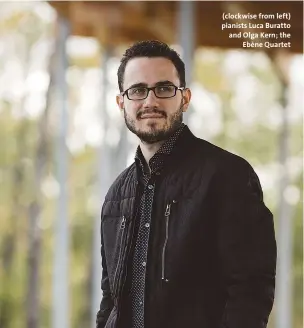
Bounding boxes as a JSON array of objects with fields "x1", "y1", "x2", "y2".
[
  {"x1": 156, "y1": 172, "x2": 160, "y2": 176},
  {"x1": 145, "y1": 223, "x2": 150, "y2": 228},
  {"x1": 148, "y1": 184, "x2": 154, "y2": 189},
  {"x1": 142, "y1": 261, "x2": 146, "y2": 266}
]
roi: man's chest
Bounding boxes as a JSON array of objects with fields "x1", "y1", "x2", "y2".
[{"x1": 101, "y1": 169, "x2": 217, "y2": 292}]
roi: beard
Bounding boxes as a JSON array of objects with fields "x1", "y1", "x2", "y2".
[{"x1": 124, "y1": 101, "x2": 184, "y2": 144}]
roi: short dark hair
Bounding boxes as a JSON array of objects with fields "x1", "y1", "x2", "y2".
[{"x1": 117, "y1": 40, "x2": 186, "y2": 92}]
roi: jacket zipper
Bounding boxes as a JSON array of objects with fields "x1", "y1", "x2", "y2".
[
  {"x1": 116, "y1": 183, "x2": 141, "y2": 325},
  {"x1": 113, "y1": 216, "x2": 127, "y2": 297},
  {"x1": 162, "y1": 203, "x2": 171, "y2": 281}
]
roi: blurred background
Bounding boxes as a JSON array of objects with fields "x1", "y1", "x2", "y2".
[{"x1": 0, "y1": 1, "x2": 302, "y2": 328}]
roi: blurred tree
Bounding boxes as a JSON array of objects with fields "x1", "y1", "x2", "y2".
[
  {"x1": 26, "y1": 48, "x2": 54, "y2": 328},
  {"x1": 194, "y1": 48, "x2": 302, "y2": 328},
  {"x1": 0, "y1": 113, "x2": 29, "y2": 328},
  {"x1": 0, "y1": 8, "x2": 32, "y2": 328}
]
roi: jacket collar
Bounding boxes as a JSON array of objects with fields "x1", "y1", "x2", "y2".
[
  {"x1": 134, "y1": 123, "x2": 186, "y2": 176},
  {"x1": 132, "y1": 124, "x2": 198, "y2": 182}
]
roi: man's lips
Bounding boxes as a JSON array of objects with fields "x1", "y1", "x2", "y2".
[{"x1": 140, "y1": 113, "x2": 165, "y2": 119}]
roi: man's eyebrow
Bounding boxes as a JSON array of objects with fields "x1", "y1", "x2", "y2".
[
  {"x1": 127, "y1": 80, "x2": 175, "y2": 90},
  {"x1": 127, "y1": 82, "x2": 147, "y2": 89},
  {"x1": 155, "y1": 80, "x2": 175, "y2": 86}
]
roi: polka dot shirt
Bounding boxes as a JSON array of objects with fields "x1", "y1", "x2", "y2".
[{"x1": 129, "y1": 123, "x2": 185, "y2": 328}]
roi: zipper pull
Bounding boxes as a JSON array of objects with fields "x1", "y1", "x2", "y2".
[
  {"x1": 164, "y1": 204, "x2": 171, "y2": 217},
  {"x1": 121, "y1": 216, "x2": 126, "y2": 229}
]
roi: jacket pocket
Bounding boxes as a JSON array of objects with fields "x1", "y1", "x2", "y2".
[
  {"x1": 105, "y1": 306, "x2": 118, "y2": 328},
  {"x1": 161, "y1": 203, "x2": 172, "y2": 282},
  {"x1": 112, "y1": 216, "x2": 128, "y2": 298},
  {"x1": 102, "y1": 215, "x2": 129, "y2": 298}
]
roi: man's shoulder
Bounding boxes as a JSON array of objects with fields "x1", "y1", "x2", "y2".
[
  {"x1": 182, "y1": 126, "x2": 250, "y2": 169},
  {"x1": 104, "y1": 162, "x2": 136, "y2": 201},
  {"x1": 196, "y1": 137, "x2": 262, "y2": 197},
  {"x1": 196, "y1": 137, "x2": 252, "y2": 171}
]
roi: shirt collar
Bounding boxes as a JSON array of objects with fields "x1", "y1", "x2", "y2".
[{"x1": 135, "y1": 123, "x2": 185, "y2": 175}]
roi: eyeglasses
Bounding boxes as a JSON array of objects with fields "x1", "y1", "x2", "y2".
[{"x1": 122, "y1": 84, "x2": 185, "y2": 100}]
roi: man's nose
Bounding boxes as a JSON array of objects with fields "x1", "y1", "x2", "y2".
[{"x1": 143, "y1": 89, "x2": 159, "y2": 107}]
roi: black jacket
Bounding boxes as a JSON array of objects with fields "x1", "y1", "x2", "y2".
[{"x1": 96, "y1": 126, "x2": 277, "y2": 328}]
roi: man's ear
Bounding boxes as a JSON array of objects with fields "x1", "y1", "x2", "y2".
[
  {"x1": 116, "y1": 94, "x2": 124, "y2": 114},
  {"x1": 181, "y1": 88, "x2": 192, "y2": 112}
]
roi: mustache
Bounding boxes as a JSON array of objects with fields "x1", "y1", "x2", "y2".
[{"x1": 137, "y1": 109, "x2": 166, "y2": 119}]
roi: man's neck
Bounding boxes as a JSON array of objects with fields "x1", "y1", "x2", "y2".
[{"x1": 139, "y1": 140, "x2": 165, "y2": 171}]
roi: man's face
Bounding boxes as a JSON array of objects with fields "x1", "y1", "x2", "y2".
[{"x1": 116, "y1": 57, "x2": 191, "y2": 144}]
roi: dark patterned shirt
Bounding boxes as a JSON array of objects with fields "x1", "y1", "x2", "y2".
[{"x1": 130, "y1": 123, "x2": 185, "y2": 328}]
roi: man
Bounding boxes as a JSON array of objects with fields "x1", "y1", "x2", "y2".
[{"x1": 96, "y1": 40, "x2": 276, "y2": 328}]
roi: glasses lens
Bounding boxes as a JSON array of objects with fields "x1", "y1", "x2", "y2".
[
  {"x1": 155, "y1": 85, "x2": 176, "y2": 98},
  {"x1": 128, "y1": 87, "x2": 147, "y2": 100}
]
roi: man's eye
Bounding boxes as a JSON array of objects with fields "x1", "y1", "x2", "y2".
[
  {"x1": 157, "y1": 86, "x2": 174, "y2": 92},
  {"x1": 130, "y1": 88, "x2": 146, "y2": 95}
]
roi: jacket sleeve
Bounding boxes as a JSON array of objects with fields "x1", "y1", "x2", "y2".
[
  {"x1": 216, "y1": 160, "x2": 277, "y2": 328},
  {"x1": 96, "y1": 211, "x2": 114, "y2": 328}
]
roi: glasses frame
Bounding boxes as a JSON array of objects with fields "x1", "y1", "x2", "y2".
[{"x1": 121, "y1": 84, "x2": 185, "y2": 100}]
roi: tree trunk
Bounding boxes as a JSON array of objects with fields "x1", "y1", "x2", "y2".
[
  {"x1": 26, "y1": 50, "x2": 54, "y2": 328},
  {"x1": 0, "y1": 120, "x2": 28, "y2": 328},
  {"x1": 0, "y1": 33, "x2": 31, "y2": 328},
  {"x1": 269, "y1": 51, "x2": 294, "y2": 328}
]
